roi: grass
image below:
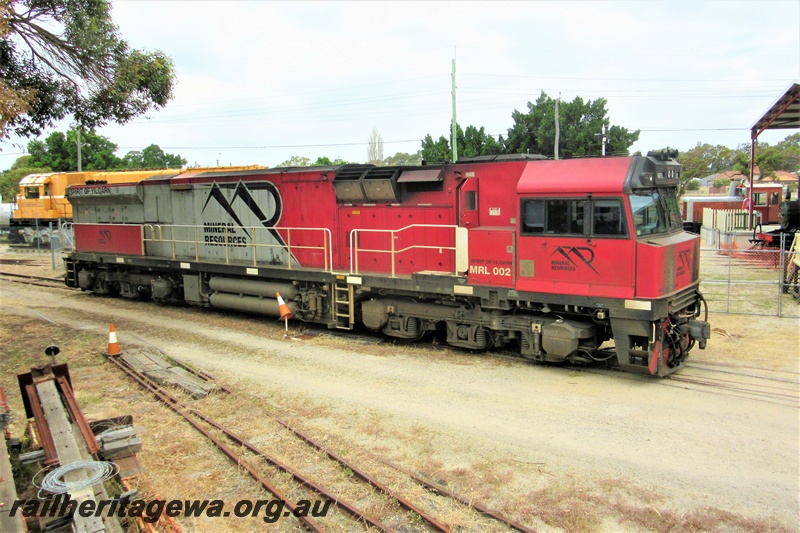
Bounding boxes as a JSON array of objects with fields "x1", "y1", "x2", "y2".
[{"x1": 495, "y1": 476, "x2": 794, "y2": 533}]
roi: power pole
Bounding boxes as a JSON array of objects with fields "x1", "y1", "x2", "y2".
[
  {"x1": 76, "y1": 128, "x2": 82, "y2": 171},
  {"x1": 595, "y1": 124, "x2": 608, "y2": 157},
  {"x1": 451, "y1": 56, "x2": 457, "y2": 163},
  {"x1": 554, "y1": 93, "x2": 560, "y2": 160}
]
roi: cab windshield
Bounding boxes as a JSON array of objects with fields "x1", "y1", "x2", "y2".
[{"x1": 629, "y1": 189, "x2": 682, "y2": 237}]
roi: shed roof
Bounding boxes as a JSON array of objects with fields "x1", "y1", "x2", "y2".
[{"x1": 751, "y1": 82, "x2": 800, "y2": 137}]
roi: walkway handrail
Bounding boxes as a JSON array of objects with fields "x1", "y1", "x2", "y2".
[
  {"x1": 349, "y1": 224, "x2": 460, "y2": 277},
  {"x1": 141, "y1": 223, "x2": 333, "y2": 272}
]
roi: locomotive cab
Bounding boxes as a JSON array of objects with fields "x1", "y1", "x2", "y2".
[{"x1": 512, "y1": 150, "x2": 709, "y2": 375}]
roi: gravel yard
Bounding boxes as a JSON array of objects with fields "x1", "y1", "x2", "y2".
[{"x1": 1, "y1": 248, "x2": 798, "y2": 532}]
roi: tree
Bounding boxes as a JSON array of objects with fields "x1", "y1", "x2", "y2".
[
  {"x1": 312, "y1": 156, "x2": 352, "y2": 166},
  {"x1": 777, "y1": 133, "x2": 800, "y2": 172},
  {"x1": 276, "y1": 156, "x2": 311, "y2": 167},
  {"x1": 676, "y1": 143, "x2": 738, "y2": 196},
  {"x1": 122, "y1": 144, "x2": 186, "y2": 169},
  {"x1": 753, "y1": 135, "x2": 800, "y2": 177},
  {"x1": 420, "y1": 133, "x2": 452, "y2": 163},
  {"x1": 367, "y1": 127, "x2": 384, "y2": 165},
  {"x1": 728, "y1": 141, "x2": 787, "y2": 176},
  {"x1": 462, "y1": 125, "x2": 503, "y2": 157},
  {"x1": 1, "y1": 0, "x2": 176, "y2": 140},
  {"x1": 679, "y1": 143, "x2": 737, "y2": 180},
  {"x1": 276, "y1": 156, "x2": 352, "y2": 167},
  {"x1": 420, "y1": 124, "x2": 503, "y2": 162},
  {"x1": 0, "y1": 154, "x2": 48, "y2": 201},
  {"x1": 505, "y1": 92, "x2": 639, "y2": 158},
  {"x1": 27, "y1": 129, "x2": 122, "y2": 171},
  {"x1": 384, "y1": 151, "x2": 422, "y2": 166}
]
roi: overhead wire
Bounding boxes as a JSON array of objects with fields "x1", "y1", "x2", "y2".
[
  {"x1": 3, "y1": 73, "x2": 789, "y2": 158},
  {"x1": 121, "y1": 80, "x2": 788, "y2": 129}
]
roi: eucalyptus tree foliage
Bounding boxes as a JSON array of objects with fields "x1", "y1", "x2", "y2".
[
  {"x1": 421, "y1": 124, "x2": 504, "y2": 163},
  {"x1": 1, "y1": 0, "x2": 176, "y2": 140},
  {"x1": 420, "y1": 91, "x2": 638, "y2": 162},
  {"x1": 505, "y1": 91, "x2": 639, "y2": 158},
  {"x1": 26, "y1": 128, "x2": 121, "y2": 170},
  {"x1": 122, "y1": 144, "x2": 186, "y2": 170}
]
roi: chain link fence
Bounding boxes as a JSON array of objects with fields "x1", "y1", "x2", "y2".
[
  {"x1": 6, "y1": 221, "x2": 74, "y2": 271},
  {"x1": 700, "y1": 228, "x2": 799, "y2": 318}
]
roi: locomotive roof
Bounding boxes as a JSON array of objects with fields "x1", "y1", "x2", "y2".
[
  {"x1": 456, "y1": 154, "x2": 548, "y2": 163},
  {"x1": 19, "y1": 173, "x2": 56, "y2": 185},
  {"x1": 517, "y1": 156, "x2": 635, "y2": 194},
  {"x1": 19, "y1": 172, "x2": 94, "y2": 185}
]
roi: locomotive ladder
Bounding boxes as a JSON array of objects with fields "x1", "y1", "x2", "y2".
[
  {"x1": 333, "y1": 278, "x2": 355, "y2": 330},
  {"x1": 64, "y1": 260, "x2": 77, "y2": 287}
]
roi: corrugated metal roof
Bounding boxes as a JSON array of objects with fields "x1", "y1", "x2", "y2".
[{"x1": 751, "y1": 82, "x2": 800, "y2": 136}]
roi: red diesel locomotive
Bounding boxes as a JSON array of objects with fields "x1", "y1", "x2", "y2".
[{"x1": 64, "y1": 151, "x2": 710, "y2": 376}]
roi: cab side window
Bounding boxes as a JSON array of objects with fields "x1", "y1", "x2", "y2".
[
  {"x1": 593, "y1": 200, "x2": 624, "y2": 235},
  {"x1": 545, "y1": 200, "x2": 587, "y2": 235},
  {"x1": 522, "y1": 200, "x2": 545, "y2": 233},
  {"x1": 521, "y1": 198, "x2": 626, "y2": 237},
  {"x1": 521, "y1": 199, "x2": 586, "y2": 235}
]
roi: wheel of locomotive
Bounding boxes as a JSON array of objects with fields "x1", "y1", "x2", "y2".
[{"x1": 444, "y1": 321, "x2": 494, "y2": 351}]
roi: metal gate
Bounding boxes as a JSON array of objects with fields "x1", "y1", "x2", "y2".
[{"x1": 699, "y1": 229, "x2": 799, "y2": 318}]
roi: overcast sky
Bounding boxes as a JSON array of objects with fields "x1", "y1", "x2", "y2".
[{"x1": 2, "y1": 0, "x2": 799, "y2": 170}]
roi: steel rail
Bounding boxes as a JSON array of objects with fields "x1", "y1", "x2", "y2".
[
  {"x1": 681, "y1": 366, "x2": 799, "y2": 387},
  {"x1": 376, "y1": 456, "x2": 538, "y2": 533},
  {"x1": 266, "y1": 415, "x2": 454, "y2": 533},
  {"x1": 686, "y1": 360, "x2": 800, "y2": 378},
  {"x1": 667, "y1": 375, "x2": 799, "y2": 406},
  {"x1": 109, "y1": 354, "x2": 399, "y2": 532},
  {"x1": 0, "y1": 271, "x2": 64, "y2": 283},
  {"x1": 187, "y1": 409, "x2": 394, "y2": 533},
  {"x1": 105, "y1": 355, "x2": 327, "y2": 532}
]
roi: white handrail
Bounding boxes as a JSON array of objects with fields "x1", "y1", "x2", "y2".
[
  {"x1": 138, "y1": 223, "x2": 333, "y2": 272},
  {"x1": 349, "y1": 224, "x2": 460, "y2": 277}
]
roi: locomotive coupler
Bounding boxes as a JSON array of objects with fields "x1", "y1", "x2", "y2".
[{"x1": 678, "y1": 319, "x2": 711, "y2": 349}]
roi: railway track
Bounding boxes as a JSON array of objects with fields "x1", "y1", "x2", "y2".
[
  {"x1": 673, "y1": 361, "x2": 800, "y2": 408},
  {"x1": 0, "y1": 270, "x2": 70, "y2": 289},
  {"x1": 107, "y1": 350, "x2": 536, "y2": 532},
  {"x1": 480, "y1": 339, "x2": 800, "y2": 409},
  {"x1": 578, "y1": 359, "x2": 800, "y2": 408}
]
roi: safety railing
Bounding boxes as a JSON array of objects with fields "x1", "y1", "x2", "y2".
[
  {"x1": 349, "y1": 224, "x2": 463, "y2": 277},
  {"x1": 142, "y1": 224, "x2": 333, "y2": 272},
  {"x1": 702, "y1": 207, "x2": 762, "y2": 232},
  {"x1": 699, "y1": 229, "x2": 799, "y2": 318},
  {"x1": 58, "y1": 221, "x2": 75, "y2": 252}
]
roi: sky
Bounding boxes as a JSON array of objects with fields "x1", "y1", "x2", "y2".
[{"x1": 1, "y1": 0, "x2": 799, "y2": 171}]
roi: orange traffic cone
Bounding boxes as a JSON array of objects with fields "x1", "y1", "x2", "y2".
[
  {"x1": 106, "y1": 324, "x2": 121, "y2": 356},
  {"x1": 276, "y1": 292, "x2": 293, "y2": 321}
]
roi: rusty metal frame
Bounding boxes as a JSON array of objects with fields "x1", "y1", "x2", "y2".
[
  {"x1": 55, "y1": 376, "x2": 100, "y2": 457},
  {"x1": 23, "y1": 383, "x2": 59, "y2": 465}
]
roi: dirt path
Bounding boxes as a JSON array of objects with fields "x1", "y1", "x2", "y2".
[{"x1": 1, "y1": 267, "x2": 798, "y2": 531}]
